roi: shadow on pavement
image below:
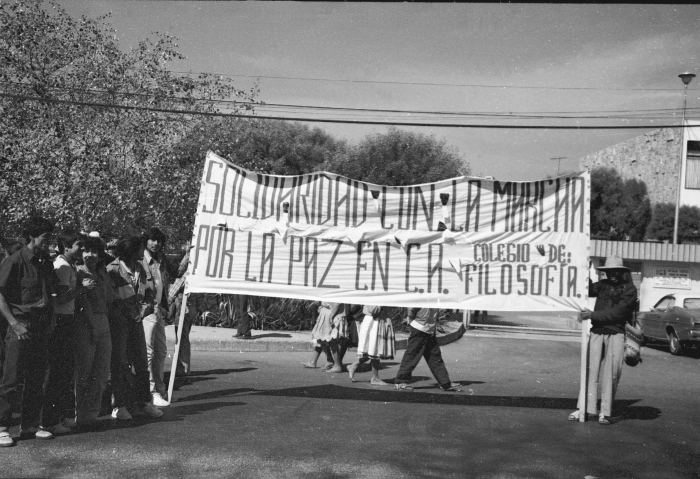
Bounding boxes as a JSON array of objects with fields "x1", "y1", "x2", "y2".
[
  {"x1": 174, "y1": 387, "x2": 257, "y2": 402},
  {"x1": 12, "y1": 403, "x2": 245, "y2": 439},
  {"x1": 352, "y1": 361, "x2": 399, "y2": 372},
  {"x1": 178, "y1": 367, "x2": 258, "y2": 376},
  {"x1": 162, "y1": 400, "x2": 246, "y2": 421},
  {"x1": 165, "y1": 368, "x2": 258, "y2": 392},
  {"x1": 251, "y1": 383, "x2": 642, "y2": 410},
  {"x1": 618, "y1": 405, "x2": 662, "y2": 421},
  {"x1": 410, "y1": 380, "x2": 485, "y2": 390},
  {"x1": 248, "y1": 333, "x2": 293, "y2": 339}
]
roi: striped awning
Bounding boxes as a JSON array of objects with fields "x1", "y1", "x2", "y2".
[{"x1": 591, "y1": 239, "x2": 700, "y2": 263}]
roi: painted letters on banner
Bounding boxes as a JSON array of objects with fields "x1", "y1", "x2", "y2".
[{"x1": 185, "y1": 151, "x2": 590, "y2": 311}]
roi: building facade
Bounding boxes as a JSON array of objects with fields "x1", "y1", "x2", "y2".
[{"x1": 579, "y1": 121, "x2": 700, "y2": 208}]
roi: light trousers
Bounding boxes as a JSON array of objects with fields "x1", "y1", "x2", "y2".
[
  {"x1": 142, "y1": 311, "x2": 167, "y2": 396},
  {"x1": 578, "y1": 332, "x2": 625, "y2": 417}
]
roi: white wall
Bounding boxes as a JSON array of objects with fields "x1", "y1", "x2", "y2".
[{"x1": 639, "y1": 261, "x2": 700, "y2": 311}]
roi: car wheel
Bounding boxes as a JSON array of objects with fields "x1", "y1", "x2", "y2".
[{"x1": 668, "y1": 331, "x2": 684, "y2": 356}]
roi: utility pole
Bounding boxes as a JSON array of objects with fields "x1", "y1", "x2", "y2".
[{"x1": 550, "y1": 157, "x2": 567, "y2": 176}]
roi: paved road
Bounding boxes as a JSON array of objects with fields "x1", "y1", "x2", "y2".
[{"x1": 1, "y1": 335, "x2": 698, "y2": 478}]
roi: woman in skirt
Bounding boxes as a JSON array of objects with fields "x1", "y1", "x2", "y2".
[
  {"x1": 347, "y1": 305, "x2": 395, "y2": 386},
  {"x1": 303, "y1": 302, "x2": 350, "y2": 373}
]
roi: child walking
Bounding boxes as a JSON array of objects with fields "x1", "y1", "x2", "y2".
[
  {"x1": 393, "y1": 308, "x2": 461, "y2": 391},
  {"x1": 347, "y1": 305, "x2": 395, "y2": 386},
  {"x1": 303, "y1": 302, "x2": 350, "y2": 373}
]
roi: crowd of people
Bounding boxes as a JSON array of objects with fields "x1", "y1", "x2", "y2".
[
  {"x1": 0, "y1": 217, "x2": 194, "y2": 447},
  {"x1": 0, "y1": 214, "x2": 637, "y2": 449}
]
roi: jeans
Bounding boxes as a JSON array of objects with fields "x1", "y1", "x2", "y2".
[
  {"x1": 110, "y1": 316, "x2": 150, "y2": 408},
  {"x1": 74, "y1": 314, "x2": 111, "y2": 425},
  {"x1": 0, "y1": 310, "x2": 51, "y2": 430},
  {"x1": 577, "y1": 332, "x2": 625, "y2": 417},
  {"x1": 142, "y1": 311, "x2": 167, "y2": 396},
  {"x1": 395, "y1": 326, "x2": 451, "y2": 388},
  {"x1": 42, "y1": 314, "x2": 76, "y2": 427}
]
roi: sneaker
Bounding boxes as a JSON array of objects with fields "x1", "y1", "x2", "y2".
[
  {"x1": 63, "y1": 418, "x2": 77, "y2": 429},
  {"x1": 20, "y1": 427, "x2": 54, "y2": 440},
  {"x1": 0, "y1": 431, "x2": 14, "y2": 447},
  {"x1": 111, "y1": 407, "x2": 133, "y2": 421},
  {"x1": 46, "y1": 423, "x2": 73, "y2": 435},
  {"x1": 140, "y1": 403, "x2": 164, "y2": 418},
  {"x1": 152, "y1": 393, "x2": 170, "y2": 408}
]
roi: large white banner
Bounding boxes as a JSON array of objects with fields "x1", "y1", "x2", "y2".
[{"x1": 185, "y1": 151, "x2": 590, "y2": 311}]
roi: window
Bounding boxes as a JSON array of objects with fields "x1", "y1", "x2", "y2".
[
  {"x1": 686, "y1": 141, "x2": 700, "y2": 189},
  {"x1": 654, "y1": 296, "x2": 675, "y2": 310},
  {"x1": 683, "y1": 298, "x2": 700, "y2": 309}
]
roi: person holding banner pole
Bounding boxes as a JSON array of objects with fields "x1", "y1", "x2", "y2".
[
  {"x1": 348, "y1": 305, "x2": 395, "y2": 386},
  {"x1": 140, "y1": 227, "x2": 177, "y2": 407},
  {"x1": 570, "y1": 256, "x2": 637, "y2": 425}
]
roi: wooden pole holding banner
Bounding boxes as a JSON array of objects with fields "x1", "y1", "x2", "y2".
[
  {"x1": 577, "y1": 318, "x2": 591, "y2": 422},
  {"x1": 167, "y1": 287, "x2": 189, "y2": 404}
]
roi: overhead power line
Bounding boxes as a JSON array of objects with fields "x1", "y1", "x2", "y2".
[
  {"x1": 1, "y1": 79, "x2": 697, "y2": 120},
  {"x1": 168, "y1": 70, "x2": 683, "y2": 92},
  {"x1": 0, "y1": 91, "x2": 686, "y2": 130}
]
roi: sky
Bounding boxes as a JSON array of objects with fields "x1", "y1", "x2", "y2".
[{"x1": 56, "y1": 1, "x2": 700, "y2": 181}]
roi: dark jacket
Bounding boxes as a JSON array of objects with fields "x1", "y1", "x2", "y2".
[
  {"x1": 589, "y1": 279, "x2": 638, "y2": 335},
  {"x1": 0, "y1": 246, "x2": 58, "y2": 317}
]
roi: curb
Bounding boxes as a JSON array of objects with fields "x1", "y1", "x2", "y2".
[{"x1": 165, "y1": 321, "x2": 466, "y2": 353}]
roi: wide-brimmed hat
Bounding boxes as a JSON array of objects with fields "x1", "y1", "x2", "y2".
[{"x1": 596, "y1": 255, "x2": 630, "y2": 271}]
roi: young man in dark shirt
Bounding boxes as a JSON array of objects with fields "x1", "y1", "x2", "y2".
[{"x1": 0, "y1": 217, "x2": 58, "y2": 446}]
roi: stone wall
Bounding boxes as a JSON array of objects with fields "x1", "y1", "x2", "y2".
[{"x1": 578, "y1": 127, "x2": 681, "y2": 205}]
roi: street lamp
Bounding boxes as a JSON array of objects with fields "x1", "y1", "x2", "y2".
[
  {"x1": 673, "y1": 72, "x2": 696, "y2": 245},
  {"x1": 550, "y1": 156, "x2": 567, "y2": 176}
]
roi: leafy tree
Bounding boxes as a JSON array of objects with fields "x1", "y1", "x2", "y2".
[
  {"x1": 646, "y1": 203, "x2": 700, "y2": 244},
  {"x1": 324, "y1": 127, "x2": 469, "y2": 186},
  {"x1": 0, "y1": 0, "x2": 256, "y2": 244},
  {"x1": 590, "y1": 167, "x2": 652, "y2": 241},
  {"x1": 171, "y1": 118, "x2": 346, "y2": 176},
  {"x1": 165, "y1": 118, "x2": 347, "y2": 246}
]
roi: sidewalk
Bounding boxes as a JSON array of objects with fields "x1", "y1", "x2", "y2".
[{"x1": 165, "y1": 321, "x2": 467, "y2": 353}]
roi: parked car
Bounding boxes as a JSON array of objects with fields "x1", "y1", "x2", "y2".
[{"x1": 637, "y1": 293, "x2": 700, "y2": 355}]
